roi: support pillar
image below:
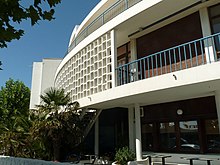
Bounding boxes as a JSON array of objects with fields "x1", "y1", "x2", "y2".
[
  {"x1": 94, "y1": 118, "x2": 99, "y2": 156},
  {"x1": 130, "y1": 39, "x2": 137, "y2": 61},
  {"x1": 215, "y1": 91, "x2": 220, "y2": 133},
  {"x1": 111, "y1": 29, "x2": 117, "y2": 87},
  {"x1": 128, "y1": 107, "x2": 135, "y2": 151},
  {"x1": 130, "y1": 39, "x2": 138, "y2": 81},
  {"x1": 135, "y1": 103, "x2": 142, "y2": 161},
  {"x1": 199, "y1": 7, "x2": 215, "y2": 63}
]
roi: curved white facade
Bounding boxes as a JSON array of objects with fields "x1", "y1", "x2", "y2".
[
  {"x1": 55, "y1": 0, "x2": 220, "y2": 108},
  {"x1": 55, "y1": 32, "x2": 112, "y2": 100},
  {"x1": 35, "y1": 0, "x2": 220, "y2": 164}
]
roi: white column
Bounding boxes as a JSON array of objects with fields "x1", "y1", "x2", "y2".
[
  {"x1": 215, "y1": 91, "x2": 220, "y2": 132},
  {"x1": 94, "y1": 118, "x2": 99, "y2": 155},
  {"x1": 199, "y1": 7, "x2": 215, "y2": 63},
  {"x1": 128, "y1": 107, "x2": 135, "y2": 151},
  {"x1": 111, "y1": 29, "x2": 117, "y2": 87},
  {"x1": 130, "y1": 39, "x2": 138, "y2": 81},
  {"x1": 135, "y1": 103, "x2": 142, "y2": 161},
  {"x1": 130, "y1": 39, "x2": 137, "y2": 61}
]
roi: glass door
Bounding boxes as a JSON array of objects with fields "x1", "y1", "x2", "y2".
[
  {"x1": 205, "y1": 119, "x2": 220, "y2": 152},
  {"x1": 160, "y1": 122, "x2": 176, "y2": 150},
  {"x1": 179, "y1": 120, "x2": 200, "y2": 151}
]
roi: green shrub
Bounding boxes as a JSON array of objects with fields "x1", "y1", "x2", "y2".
[{"x1": 115, "y1": 147, "x2": 135, "y2": 165}]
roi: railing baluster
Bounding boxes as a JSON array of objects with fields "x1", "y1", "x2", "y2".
[
  {"x1": 143, "y1": 58, "x2": 146, "y2": 79},
  {"x1": 151, "y1": 56, "x2": 154, "y2": 77},
  {"x1": 125, "y1": 0, "x2": 128, "y2": 9},
  {"x1": 169, "y1": 50, "x2": 172, "y2": 73},
  {"x1": 136, "y1": 61, "x2": 139, "y2": 80},
  {"x1": 102, "y1": 13, "x2": 105, "y2": 25},
  {"x1": 147, "y1": 57, "x2": 150, "y2": 78},
  {"x1": 164, "y1": 52, "x2": 167, "y2": 73},
  {"x1": 119, "y1": 67, "x2": 122, "y2": 85},
  {"x1": 189, "y1": 43, "x2": 193, "y2": 67},
  {"x1": 160, "y1": 53, "x2": 162, "y2": 75},
  {"x1": 140, "y1": 59, "x2": 143, "y2": 80},
  {"x1": 211, "y1": 36, "x2": 217, "y2": 62},
  {"x1": 183, "y1": 45, "x2": 187, "y2": 69},
  {"x1": 130, "y1": 64, "x2": 133, "y2": 82},
  {"x1": 217, "y1": 34, "x2": 220, "y2": 60},
  {"x1": 130, "y1": 63, "x2": 133, "y2": 82},
  {"x1": 121, "y1": 66, "x2": 124, "y2": 85},
  {"x1": 126, "y1": 64, "x2": 129, "y2": 83},
  {"x1": 173, "y1": 48, "x2": 177, "y2": 71},
  {"x1": 155, "y1": 55, "x2": 158, "y2": 76},
  {"x1": 178, "y1": 47, "x2": 182, "y2": 70},
  {"x1": 194, "y1": 41, "x2": 198, "y2": 66},
  {"x1": 206, "y1": 38, "x2": 211, "y2": 63},
  {"x1": 122, "y1": 66, "x2": 124, "y2": 85},
  {"x1": 200, "y1": 40, "x2": 205, "y2": 64}
]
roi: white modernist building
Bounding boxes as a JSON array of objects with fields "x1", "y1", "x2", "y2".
[
  {"x1": 30, "y1": 58, "x2": 62, "y2": 109},
  {"x1": 30, "y1": 0, "x2": 220, "y2": 164}
]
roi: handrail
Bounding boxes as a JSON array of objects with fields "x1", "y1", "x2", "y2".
[
  {"x1": 116, "y1": 32, "x2": 220, "y2": 85},
  {"x1": 67, "y1": 0, "x2": 143, "y2": 54}
]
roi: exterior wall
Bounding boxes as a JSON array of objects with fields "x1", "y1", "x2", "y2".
[
  {"x1": 55, "y1": 32, "x2": 112, "y2": 101},
  {"x1": 41, "y1": 59, "x2": 62, "y2": 93},
  {"x1": 29, "y1": 62, "x2": 43, "y2": 109},
  {"x1": 29, "y1": 58, "x2": 62, "y2": 109}
]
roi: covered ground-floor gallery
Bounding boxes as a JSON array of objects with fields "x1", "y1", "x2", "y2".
[{"x1": 82, "y1": 95, "x2": 220, "y2": 158}]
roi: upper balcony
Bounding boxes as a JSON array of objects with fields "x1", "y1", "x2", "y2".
[
  {"x1": 77, "y1": 32, "x2": 220, "y2": 109},
  {"x1": 116, "y1": 32, "x2": 220, "y2": 86},
  {"x1": 68, "y1": 0, "x2": 142, "y2": 53}
]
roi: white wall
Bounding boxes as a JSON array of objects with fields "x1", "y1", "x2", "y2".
[
  {"x1": 77, "y1": 62, "x2": 220, "y2": 109},
  {"x1": 29, "y1": 58, "x2": 62, "y2": 110},
  {"x1": 41, "y1": 59, "x2": 62, "y2": 94},
  {"x1": 0, "y1": 156, "x2": 73, "y2": 165},
  {"x1": 29, "y1": 62, "x2": 43, "y2": 110}
]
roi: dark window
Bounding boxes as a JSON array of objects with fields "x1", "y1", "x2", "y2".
[
  {"x1": 205, "y1": 119, "x2": 220, "y2": 152},
  {"x1": 209, "y1": 3, "x2": 220, "y2": 34},
  {"x1": 117, "y1": 42, "x2": 131, "y2": 66},
  {"x1": 141, "y1": 96, "x2": 220, "y2": 153},
  {"x1": 209, "y1": 3, "x2": 220, "y2": 53},
  {"x1": 137, "y1": 12, "x2": 202, "y2": 59}
]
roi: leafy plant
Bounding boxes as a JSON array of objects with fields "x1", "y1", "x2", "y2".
[
  {"x1": 0, "y1": 79, "x2": 31, "y2": 157},
  {"x1": 32, "y1": 87, "x2": 82, "y2": 161},
  {"x1": 0, "y1": 0, "x2": 61, "y2": 48},
  {"x1": 115, "y1": 147, "x2": 135, "y2": 165}
]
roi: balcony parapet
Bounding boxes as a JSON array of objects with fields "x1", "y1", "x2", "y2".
[
  {"x1": 67, "y1": 0, "x2": 142, "y2": 55},
  {"x1": 116, "y1": 32, "x2": 220, "y2": 86}
]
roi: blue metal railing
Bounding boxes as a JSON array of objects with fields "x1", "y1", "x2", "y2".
[
  {"x1": 67, "y1": 0, "x2": 142, "y2": 53},
  {"x1": 116, "y1": 32, "x2": 220, "y2": 86}
]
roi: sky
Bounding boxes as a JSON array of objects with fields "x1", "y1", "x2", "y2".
[{"x1": 0, "y1": 0, "x2": 100, "y2": 88}]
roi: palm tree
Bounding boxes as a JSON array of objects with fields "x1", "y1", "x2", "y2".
[{"x1": 32, "y1": 87, "x2": 81, "y2": 161}]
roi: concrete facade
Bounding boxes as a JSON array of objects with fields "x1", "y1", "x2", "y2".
[
  {"x1": 31, "y1": 0, "x2": 220, "y2": 164},
  {"x1": 29, "y1": 58, "x2": 62, "y2": 109}
]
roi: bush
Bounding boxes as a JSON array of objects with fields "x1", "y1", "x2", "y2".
[{"x1": 114, "y1": 147, "x2": 135, "y2": 165}]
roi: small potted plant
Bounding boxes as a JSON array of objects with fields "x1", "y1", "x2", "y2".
[{"x1": 113, "y1": 146, "x2": 135, "y2": 165}]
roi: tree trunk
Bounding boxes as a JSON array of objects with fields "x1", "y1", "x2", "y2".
[{"x1": 53, "y1": 140, "x2": 61, "y2": 161}]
